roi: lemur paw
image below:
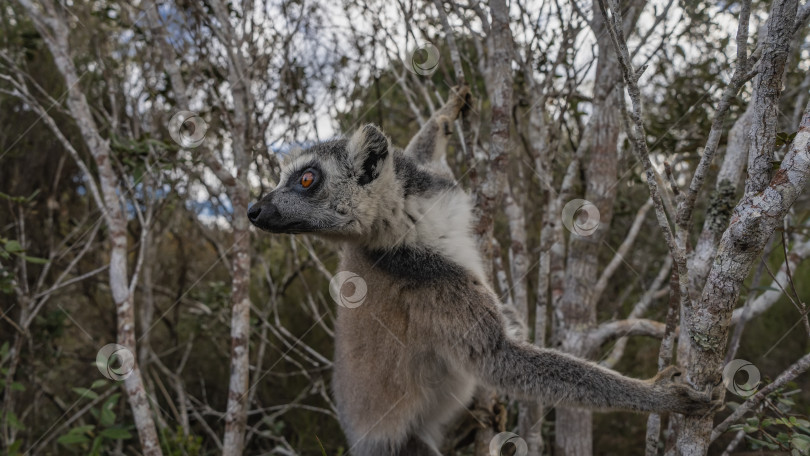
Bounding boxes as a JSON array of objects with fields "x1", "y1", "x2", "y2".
[
  {"x1": 446, "y1": 85, "x2": 472, "y2": 119},
  {"x1": 651, "y1": 366, "x2": 723, "y2": 416}
]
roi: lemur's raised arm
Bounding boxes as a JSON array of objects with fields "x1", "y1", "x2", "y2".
[{"x1": 404, "y1": 85, "x2": 470, "y2": 166}]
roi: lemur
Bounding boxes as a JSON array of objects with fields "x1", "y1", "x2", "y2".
[{"x1": 248, "y1": 86, "x2": 715, "y2": 455}]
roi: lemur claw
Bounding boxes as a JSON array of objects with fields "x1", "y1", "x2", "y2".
[{"x1": 651, "y1": 365, "x2": 725, "y2": 416}]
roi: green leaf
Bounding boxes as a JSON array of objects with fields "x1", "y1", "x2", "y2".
[
  {"x1": 793, "y1": 435, "x2": 810, "y2": 453},
  {"x1": 776, "y1": 131, "x2": 798, "y2": 147},
  {"x1": 89, "y1": 436, "x2": 103, "y2": 456},
  {"x1": 72, "y1": 387, "x2": 99, "y2": 400},
  {"x1": 316, "y1": 434, "x2": 327, "y2": 456},
  {"x1": 25, "y1": 189, "x2": 40, "y2": 203},
  {"x1": 745, "y1": 435, "x2": 779, "y2": 450},
  {"x1": 57, "y1": 433, "x2": 90, "y2": 445},
  {"x1": 22, "y1": 255, "x2": 48, "y2": 264},
  {"x1": 57, "y1": 425, "x2": 94, "y2": 446},
  {"x1": 779, "y1": 397, "x2": 796, "y2": 407},
  {"x1": 10, "y1": 382, "x2": 25, "y2": 391},
  {"x1": 6, "y1": 411, "x2": 24, "y2": 430},
  {"x1": 99, "y1": 407, "x2": 115, "y2": 428},
  {"x1": 69, "y1": 424, "x2": 95, "y2": 434},
  {"x1": 99, "y1": 394, "x2": 119, "y2": 427},
  {"x1": 7, "y1": 439, "x2": 21, "y2": 456},
  {"x1": 4, "y1": 240, "x2": 22, "y2": 253},
  {"x1": 99, "y1": 428, "x2": 132, "y2": 440},
  {"x1": 90, "y1": 379, "x2": 108, "y2": 389}
]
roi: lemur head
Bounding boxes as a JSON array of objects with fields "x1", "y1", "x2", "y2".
[{"x1": 248, "y1": 124, "x2": 398, "y2": 242}]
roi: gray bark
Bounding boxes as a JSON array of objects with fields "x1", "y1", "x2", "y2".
[
  {"x1": 677, "y1": 101, "x2": 810, "y2": 454},
  {"x1": 472, "y1": 1, "x2": 514, "y2": 453},
  {"x1": 675, "y1": 2, "x2": 801, "y2": 453},
  {"x1": 744, "y1": 0, "x2": 799, "y2": 196}
]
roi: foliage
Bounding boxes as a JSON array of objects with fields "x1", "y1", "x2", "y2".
[{"x1": 726, "y1": 385, "x2": 810, "y2": 455}]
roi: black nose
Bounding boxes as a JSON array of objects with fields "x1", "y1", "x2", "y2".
[
  {"x1": 247, "y1": 204, "x2": 262, "y2": 223},
  {"x1": 248, "y1": 202, "x2": 280, "y2": 225}
]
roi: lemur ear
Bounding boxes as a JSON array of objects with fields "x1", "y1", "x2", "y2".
[{"x1": 348, "y1": 124, "x2": 390, "y2": 186}]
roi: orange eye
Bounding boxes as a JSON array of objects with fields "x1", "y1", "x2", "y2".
[{"x1": 300, "y1": 171, "x2": 315, "y2": 188}]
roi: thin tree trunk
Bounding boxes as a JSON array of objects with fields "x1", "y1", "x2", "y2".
[
  {"x1": 15, "y1": 1, "x2": 163, "y2": 454},
  {"x1": 518, "y1": 77, "x2": 556, "y2": 456},
  {"x1": 553, "y1": 1, "x2": 630, "y2": 452},
  {"x1": 472, "y1": 1, "x2": 514, "y2": 453},
  {"x1": 744, "y1": 0, "x2": 799, "y2": 196}
]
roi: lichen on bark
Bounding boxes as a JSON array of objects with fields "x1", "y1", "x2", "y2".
[{"x1": 706, "y1": 179, "x2": 737, "y2": 235}]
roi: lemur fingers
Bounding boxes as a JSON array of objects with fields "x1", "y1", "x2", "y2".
[
  {"x1": 649, "y1": 365, "x2": 723, "y2": 415},
  {"x1": 433, "y1": 86, "x2": 471, "y2": 138},
  {"x1": 441, "y1": 85, "x2": 472, "y2": 120}
]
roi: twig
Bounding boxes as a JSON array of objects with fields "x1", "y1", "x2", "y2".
[
  {"x1": 673, "y1": 0, "x2": 752, "y2": 237},
  {"x1": 711, "y1": 351, "x2": 810, "y2": 441},
  {"x1": 781, "y1": 226, "x2": 810, "y2": 336},
  {"x1": 433, "y1": 0, "x2": 466, "y2": 83},
  {"x1": 597, "y1": 0, "x2": 691, "y2": 309}
]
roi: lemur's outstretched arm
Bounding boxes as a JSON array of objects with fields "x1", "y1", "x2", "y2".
[
  {"x1": 404, "y1": 85, "x2": 470, "y2": 165},
  {"x1": 477, "y1": 340, "x2": 712, "y2": 414},
  {"x1": 453, "y1": 295, "x2": 717, "y2": 416}
]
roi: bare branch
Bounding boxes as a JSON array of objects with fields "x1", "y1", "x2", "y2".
[
  {"x1": 588, "y1": 318, "x2": 669, "y2": 347},
  {"x1": 711, "y1": 351, "x2": 810, "y2": 441},
  {"x1": 593, "y1": 199, "x2": 653, "y2": 304}
]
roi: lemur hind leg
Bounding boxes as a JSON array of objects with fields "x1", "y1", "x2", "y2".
[{"x1": 404, "y1": 85, "x2": 471, "y2": 167}]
